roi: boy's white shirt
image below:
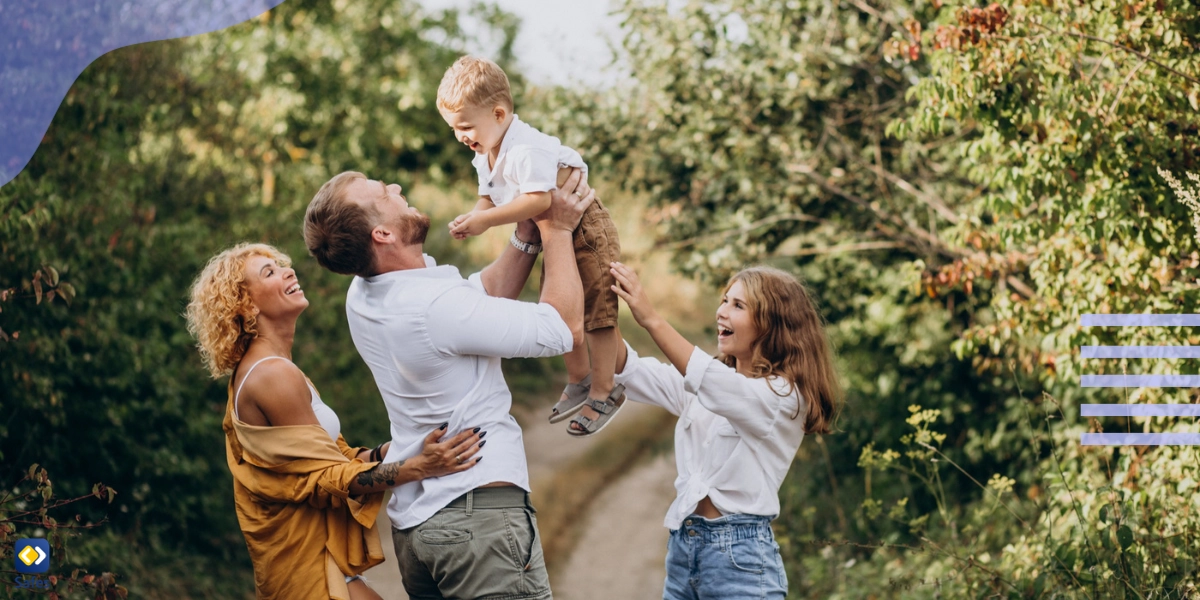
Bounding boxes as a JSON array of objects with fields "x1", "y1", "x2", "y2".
[{"x1": 472, "y1": 114, "x2": 586, "y2": 206}]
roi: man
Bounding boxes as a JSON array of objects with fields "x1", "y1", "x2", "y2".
[{"x1": 303, "y1": 169, "x2": 592, "y2": 600}]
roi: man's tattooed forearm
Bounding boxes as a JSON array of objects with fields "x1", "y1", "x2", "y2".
[{"x1": 356, "y1": 460, "x2": 406, "y2": 488}]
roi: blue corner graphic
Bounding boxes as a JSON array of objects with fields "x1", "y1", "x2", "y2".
[{"x1": 0, "y1": 0, "x2": 289, "y2": 188}]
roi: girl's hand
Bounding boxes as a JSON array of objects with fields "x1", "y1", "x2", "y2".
[
  {"x1": 609, "y1": 262, "x2": 661, "y2": 328},
  {"x1": 413, "y1": 425, "x2": 485, "y2": 478}
]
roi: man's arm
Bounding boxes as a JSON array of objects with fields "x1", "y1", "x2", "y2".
[
  {"x1": 535, "y1": 173, "x2": 594, "y2": 348},
  {"x1": 478, "y1": 168, "x2": 592, "y2": 299}
]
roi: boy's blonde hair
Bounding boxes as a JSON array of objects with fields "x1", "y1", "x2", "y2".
[{"x1": 436, "y1": 55, "x2": 513, "y2": 113}]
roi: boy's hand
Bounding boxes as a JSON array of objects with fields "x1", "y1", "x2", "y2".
[{"x1": 449, "y1": 211, "x2": 490, "y2": 239}]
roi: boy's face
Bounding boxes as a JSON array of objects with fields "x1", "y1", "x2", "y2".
[{"x1": 440, "y1": 104, "x2": 507, "y2": 156}]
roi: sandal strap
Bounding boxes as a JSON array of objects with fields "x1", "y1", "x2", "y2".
[
  {"x1": 584, "y1": 385, "x2": 627, "y2": 415},
  {"x1": 563, "y1": 374, "x2": 592, "y2": 396},
  {"x1": 586, "y1": 399, "x2": 615, "y2": 414}
]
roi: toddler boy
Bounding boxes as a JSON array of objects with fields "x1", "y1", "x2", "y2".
[{"x1": 436, "y1": 55, "x2": 625, "y2": 436}]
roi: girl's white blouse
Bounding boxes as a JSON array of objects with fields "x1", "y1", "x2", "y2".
[{"x1": 614, "y1": 342, "x2": 806, "y2": 530}]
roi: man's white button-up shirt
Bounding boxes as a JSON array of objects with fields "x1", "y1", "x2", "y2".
[{"x1": 346, "y1": 255, "x2": 573, "y2": 529}]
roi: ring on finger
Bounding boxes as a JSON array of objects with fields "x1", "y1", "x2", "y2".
[{"x1": 456, "y1": 454, "x2": 464, "y2": 464}]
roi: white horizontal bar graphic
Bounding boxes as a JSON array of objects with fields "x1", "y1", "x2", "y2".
[
  {"x1": 1082, "y1": 433, "x2": 1200, "y2": 445},
  {"x1": 1082, "y1": 346, "x2": 1200, "y2": 358},
  {"x1": 1081, "y1": 314, "x2": 1200, "y2": 327},
  {"x1": 1081, "y1": 375, "x2": 1200, "y2": 387},
  {"x1": 1081, "y1": 404, "x2": 1200, "y2": 417}
]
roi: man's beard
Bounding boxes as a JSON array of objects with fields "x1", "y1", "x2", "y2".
[{"x1": 400, "y1": 212, "x2": 431, "y2": 246}]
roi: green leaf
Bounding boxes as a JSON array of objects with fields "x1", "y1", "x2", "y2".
[
  {"x1": 56, "y1": 282, "x2": 75, "y2": 306},
  {"x1": 1117, "y1": 525, "x2": 1134, "y2": 550}
]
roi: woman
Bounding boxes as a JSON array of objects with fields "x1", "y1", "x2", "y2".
[
  {"x1": 186, "y1": 243, "x2": 483, "y2": 600},
  {"x1": 607, "y1": 262, "x2": 842, "y2": 599}
]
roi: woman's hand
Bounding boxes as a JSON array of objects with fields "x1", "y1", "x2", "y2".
[
  {"x1": 412, "y1": 425, "x2": 485, "y2": 479},
  {"x1": 349, "y1": 426, "x2": 484, "y2": 494},
  {"x1": 609, "y1": 261, "x2": 662, "y2": 329}
]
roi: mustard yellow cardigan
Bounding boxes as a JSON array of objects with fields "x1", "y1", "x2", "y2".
[{"x1": 222, "y1": 380, "x2": 385, "y2": 600}]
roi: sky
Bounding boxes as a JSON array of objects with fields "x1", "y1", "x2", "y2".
[{"x1": 418, "y1": 0, "x2": 629, "y2": 89}]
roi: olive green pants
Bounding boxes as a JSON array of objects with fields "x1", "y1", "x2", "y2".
[{"x1": 392, "y1": 487, "x2": 552, "y2": 600}]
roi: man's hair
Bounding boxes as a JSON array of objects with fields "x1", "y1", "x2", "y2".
[
  {"x1": 436, "y1": 55, "x2": 513, "y2": 113},
  {"x1": 303, "y1": 171, "x2": 378, "y2": 277}
]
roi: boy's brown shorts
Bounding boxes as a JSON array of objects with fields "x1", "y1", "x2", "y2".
[{"x1": 540, "y1": 197, "x2": 621, "y2": 332}]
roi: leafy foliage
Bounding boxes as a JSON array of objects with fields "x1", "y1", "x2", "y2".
[
  {"x1": 0, "y1": 0, "x2": 522, "y2": 594},
  {"x1": 536, "y1": 0, "x2": 1200, "y2": 596}
]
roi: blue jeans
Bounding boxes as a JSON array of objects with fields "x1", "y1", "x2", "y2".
[{"x1": 663, "y1": 513, "x2": 788, "y2": 600}]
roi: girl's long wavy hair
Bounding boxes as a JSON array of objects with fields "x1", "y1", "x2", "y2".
[
  {"x1": 185, "y1": 243, "x2": 291, "y2": 379},
  {"x1": 717, "y1": 266, "x2": 843, "y2": 434}
]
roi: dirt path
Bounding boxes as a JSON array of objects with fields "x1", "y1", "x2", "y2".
[
  {"x1": 553, "y1": 452, "x2": 674, "y2": 600},
  {"x1": 362, "y1": 402, "x2": 674, "y2": 599}
]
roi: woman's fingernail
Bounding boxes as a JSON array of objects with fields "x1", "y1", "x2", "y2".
[
  {"x1": 476, "y1": 457, "x2": 483, "y2": 463},
  {"x1": 439, "y1": 422, "x2": 448, "y2": 430},
  {"x1": 472, "y1": 426, "x2": 481, "y2": 434},
  {"x1": 478, "y1": 440, "x2": 487, "y2": 448},
  {"x1": 479, "y1": 431, "x2": 487, "y2": 439}
]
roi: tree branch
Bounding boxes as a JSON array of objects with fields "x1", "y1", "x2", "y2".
[
  {"x1": 655, "y1": 212, "x2": 825, "y2": 251},
  {"x1": 1005, "y1": 275, "x2": 1039, "y2": 301},
  {"x1": 788, "y1": 163, "x2": 964, "y2": 259},
  {"x1": 776, "y1": 240, "x2": 907, "y2": 257},
  {"x1": 846, "y1": 153, "x2": 962, "y2": 224},
  {"x1": 1033, "y1": 23, "x2": 1200, "y2": 87}
]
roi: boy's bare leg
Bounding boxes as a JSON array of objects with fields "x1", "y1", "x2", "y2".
[
  {"x1": 571, "y1": 325, "x2": 622, "y2": 428},
  {"x1": 563, "y1": 337, "x2": 591, "y2": 386}
]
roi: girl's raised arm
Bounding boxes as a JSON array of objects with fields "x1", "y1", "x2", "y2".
[{"x1": 609, "y1": 262, "x2": 694, "y2": 375}]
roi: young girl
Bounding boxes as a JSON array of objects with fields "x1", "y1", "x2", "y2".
[{"x1": 608, "y1": 262, "x2": 841, "y2": 599}]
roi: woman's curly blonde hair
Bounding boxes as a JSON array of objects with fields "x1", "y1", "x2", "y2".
[{"x1": 185, "y1": 243, "x2": 291, "y2": 379}]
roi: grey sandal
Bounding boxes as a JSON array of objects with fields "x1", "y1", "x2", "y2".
[
  {"x1": 549, "y1": 374, "x2": 591, "y2": 424},
  {"x1": 567, "y1": 384, "x2": 626, "y2": 437}
]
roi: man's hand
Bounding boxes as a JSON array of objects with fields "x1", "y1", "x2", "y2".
[
  {"x1": 449, "y1": 211, "x2": 490, "y2": 239},
  {"x1": 536, "y1": 169, "x2": 595, "y2": 233}
]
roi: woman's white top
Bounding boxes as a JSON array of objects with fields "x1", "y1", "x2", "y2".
[
  {"x1": 233, "y1": 356, "x2": 341, "y2": 442},
  {"x1": 614, "y1": 342, "x2": 806, "y2": 530}
]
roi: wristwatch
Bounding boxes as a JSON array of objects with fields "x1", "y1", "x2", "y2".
[{"x1": 510, "y1": 232, "x2": 543, "y2": 255}]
